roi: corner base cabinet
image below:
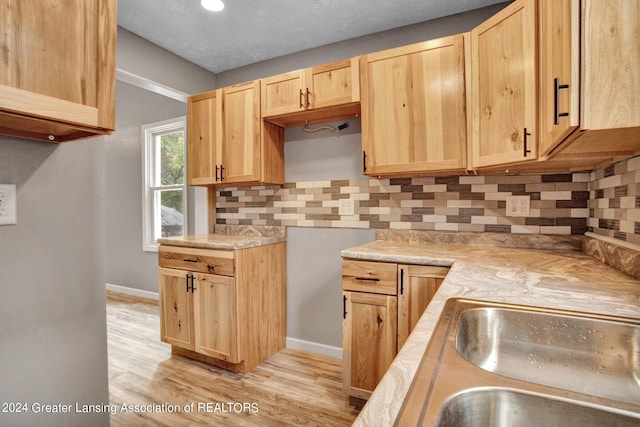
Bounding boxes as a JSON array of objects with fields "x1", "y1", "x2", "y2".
[
  {"x1": 342, "y1": 259, "x2": 448, "y2": 399},
  {"x1": 159, "y1": 242, "x2": 286, "y2": 374}
]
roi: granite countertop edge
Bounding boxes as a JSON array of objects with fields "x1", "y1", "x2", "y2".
[
  {"x1": 346, "y1": 240, "x2": 640, "y2": 426},
  {"x1": 157, "y1": 234, "x2": 286, "y2": 250}
]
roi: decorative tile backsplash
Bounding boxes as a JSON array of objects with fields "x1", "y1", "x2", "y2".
[
  {"x1": 589, "y1": 155, "x2": 640, "y2": 245},
  {"x1": 217, "y1": 172, "x2": 592, "y2": 235}
]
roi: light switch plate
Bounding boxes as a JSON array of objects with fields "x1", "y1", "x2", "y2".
[
  {"x1": 0, "y1": 184, "x2": 17, "y2": 225},
  {"x1": 506, "y1": 195, "x2": 530, "y2": 217}
]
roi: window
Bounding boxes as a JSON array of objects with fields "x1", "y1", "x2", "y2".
[{"x1": 142, "y1": 117, "x2": 187, "y2": 251}]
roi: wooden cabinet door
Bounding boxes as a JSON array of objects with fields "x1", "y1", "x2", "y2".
[
  {"x1": 261, "y1": 70, "x2": 306, "y2": 117},
  {"x1": 193, "y1": 273, "x2": 239, "y2": 362},
  {"x1": 188, "y1": 90, "x2": 222, "y2": 186},
  {"x1": 342, "y1": 291, "x2": 397, "y2": 399},
  {"x1": 0, "y1": 0, "x2": 116, "y2": 141},
  {"x1": 397, "y1": 265, "x2": 448, "y2": 349},
  {"x1": 307, "y1": 58, "x2": 360, "y2": 109},
  {"x1": 581, "y1": 1, "x2": 640, "y2": 131},
  {"x1": 538, "y1": 0, "x2": 580, "y2": 156},
  {"x1": 471, "y1": 0, "x2": 537, "y2": 168},
  {"x1": 222, "y1": 81, "x2": 262, "y2": 183},
  {"x1": 361, "y1": 35, "x2": 468, "y2": 176},
  {"x1": 159, "y1": 267, "x2": 195, "y2": 350}
]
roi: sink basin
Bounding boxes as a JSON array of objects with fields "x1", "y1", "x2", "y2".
[
  {"x1": 437, "y1": 387, "x2": 640, "y2": 427},
  {"x1": 394, "y1": 299, "x2": 640, "y2": 426},
  {"x1": 455, "y1": 307, "x2": 640, "y2": 405}
]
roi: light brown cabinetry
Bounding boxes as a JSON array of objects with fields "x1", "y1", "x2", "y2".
[
  {"x1": 0, "y1": 0, "x2": 116, "y2": 142},
  {"x1": 342, "y1": 259, "x2": 448, "y2": 399},
  {"x1": 361, "y1": 35, "x2": 468, "y2": 177},
  {"x1": 261, "y1": 58, "x2": 360, "y2": 127},
  {"x1": 470, "y1": 0, "x2": 537, "y2": 168},
  {"x1": 187, "y1": 81, "x2": 285, "y2": 186},
  {"x1": 541, "y1": 0, "x2": 640, "y2": 162},
  {"x1": 159, "y1": 242, "x2": 286, "y2": 373},
  {"x1": 188, "y1": 90, "x2": 222, "y2": 186}
]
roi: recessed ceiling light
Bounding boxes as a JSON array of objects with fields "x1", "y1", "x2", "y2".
[{"x1": 201, "y1": 0, "x2": 224, "y2": 12}]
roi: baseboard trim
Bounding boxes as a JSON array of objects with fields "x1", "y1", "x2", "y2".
[
  {"x1": 106, "y1": 283, "x2": 159, "y2": 301},
  {"x1": 286, "y1": 337, "x2": 343, "y2": 359}
]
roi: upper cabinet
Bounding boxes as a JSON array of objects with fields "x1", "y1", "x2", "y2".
[
  {"x1": 261, "y1": 58, "x2": 360, "y2": 127},
  {"x1": 541, "y1": 0, "x2": 640, "y2": 162},
  {"x1": 188, "y1": 90, "x2": 221, "y2": 186},
  {"x1": 361, "y1": 35, "x2": 468, "y2": 177},
  {"x1": 470, "y1": 0, "x2": 537, "y2": 168},
  {"x1": 188, "y1": 81, "x2": 284, "y2": 187},
  {"x1": 0, "y1": 0, "x2": 116, "y2": 142}
]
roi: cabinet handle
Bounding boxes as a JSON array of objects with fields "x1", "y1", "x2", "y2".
[
  {"x1": 343, "y1": 295, "x2": 347, "y2": 319},
  {"x1": 191, "y1": 275, "x2": 196, "y2": 293},
  {"x1": 363, "y1": 151, "x2": 367, "y2": 173},
  {"x1": 553, "y1": 78, "x2": 570, "y2": 125},
  {"x1": 215, "y1": 165, "x2": 219, "y2": 181},
  {"x1": 355, "y1": 277, "x2": 380, "y2": 282},
  {"x1": 219, "y1": 164, "x2": 224, "y2": 181},
  {"x1": 185, "y1": 273, "x2": 191, "y2": 292},
  {"x1": 523, "y1": 128, "x2": 532, "y2": 157},
  {"x1": 184, "y1": 258, "x2": 198, "y2": 263},
  {"x1": 306, "y1": 88, "x2": 311, "y2": 109},
  {"x1": 299, "y1": 89, "x2": 305, "y2": 109},
  {"x1": 400, "y1": 269, "x2": 404, "y2": 295}
]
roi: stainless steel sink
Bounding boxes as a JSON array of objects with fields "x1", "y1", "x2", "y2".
[
  {"x1": 455, "y1": 306, "x2": 640, "y2": 405},
  {"x1": 437, "y1": 387, "x2": 640, "y2": 427},
  {"x1": 394, "y1": 299, "x2": 640, "y2": 426}
]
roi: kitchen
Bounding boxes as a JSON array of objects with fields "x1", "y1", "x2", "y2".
[{"x1": 1, "y1": 0, "x2": 639, "y2": 426}]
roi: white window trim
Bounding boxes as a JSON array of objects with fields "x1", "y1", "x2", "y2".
[{"x1": 142, "y1": 116, "x2": 187, "y2": 252}]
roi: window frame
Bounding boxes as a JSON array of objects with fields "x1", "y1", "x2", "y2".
[{"x1": 141, "y1": 116, "x2": 188, "y2": 252}]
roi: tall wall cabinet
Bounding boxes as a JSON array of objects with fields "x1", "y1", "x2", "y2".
[
  {"x1": 0, "y1": 0, "x2": 116, "y2": 142},
  {"x1": 342, "y1": 259, "x2": 448, "y2": 400}
]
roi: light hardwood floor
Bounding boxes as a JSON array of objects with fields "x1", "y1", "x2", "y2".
[{"x1": 107, "y1": 291, "x2": 361, "y2": 426}]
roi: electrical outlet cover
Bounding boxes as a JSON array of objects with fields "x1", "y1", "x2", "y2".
[
  {"x1": 505, "y1": 195, "x2": 530, "y2": 217},
  {"x1": 0, "y1": 184, "x2": 17, "y2": 225}
]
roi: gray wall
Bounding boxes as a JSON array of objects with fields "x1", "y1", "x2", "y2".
[
  {"x1": 215, "y1": 4, "x2": 507, "y2": 350},
  {"x1": 0, "y1": 137, "x2": 109, "y2": 426},
  {"x1": 103, "y1": 81, "x2": 187, "y2": 293}
]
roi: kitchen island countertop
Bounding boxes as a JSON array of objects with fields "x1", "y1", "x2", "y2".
[
  {"x1": 158, "y1": 233, "x2": 285, "y2": 250},
  {"x1": 343, "y1": 238, "x2": 640, "y2": 426}
]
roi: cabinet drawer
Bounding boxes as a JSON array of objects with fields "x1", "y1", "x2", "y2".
[
  {"x1": 159, "y1": 245, "x2": 235, "y2": 276},
  {"x1": 342, "y1": 259, "x2": 397, "y2": 295}
]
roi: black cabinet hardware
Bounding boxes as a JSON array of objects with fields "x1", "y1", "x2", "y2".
[
  {"x1": 219, "y1": 164, "x2": 224, "y2": 181},
  {"x1": 355, "y1": 277, "x2": 380, "y2": 282},
  {"x1": 215, "y1": 165, "x2": 219, "y2": 181},
  {"x1": 299, "y1": 89, "x2": 305, "y2": 109},
  {"x1": 554, "y1": 78, "x2": 570, "y2": 125},
  {"x1": 343, "y1": 295, "x2": 347, "y2": 319},
  {"x1": 306, "y1": 88, "x2": 311, "y2": 109},
  {"x1": 363, "y1": 151, "x2": 367, "y2": 173},
  {"x1": 184, "y1": 258, "x2": 198, "y2": 263},
  {"x1": 400, "y1": 269, "x2": 404, "y2": 295},
  {"x1": 523, "y1": 128, "x2": 532, "y2": 157}
]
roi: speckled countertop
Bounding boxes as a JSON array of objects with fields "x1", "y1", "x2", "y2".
[
  {"x1": 158, "y1": 233, "x2": 285, "y2": 250},
  {"x1": 343, "y1": 237, "x2": 640, "y2": 426}
]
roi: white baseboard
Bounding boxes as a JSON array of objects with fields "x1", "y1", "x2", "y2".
[
  {"x1": 106, "y1": 283, "x2": 159, "y2": 301},
  {"x1": 286, "y1": 337, "x2": 343, "y2": 359},
  {"x1": 106, "y1": 283, "x2": 342, "y2": 359}
]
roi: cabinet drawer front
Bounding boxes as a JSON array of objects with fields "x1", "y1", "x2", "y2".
[
  {"x1": 342, "y1": 259, "x2": 397, "y2": 295},
  {"x1": 159, "y1": 246, "x2": 235, "y2": 276}
]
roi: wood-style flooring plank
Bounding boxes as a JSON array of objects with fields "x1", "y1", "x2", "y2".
[{"x1": 107, "y1": 291, "x2": 360, "y2": 426}]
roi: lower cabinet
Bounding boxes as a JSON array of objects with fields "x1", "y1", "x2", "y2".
[
  {"x1": 158, "y1": 242, "x2": 286, "y2": 374},
  {"x1": 342, "y1": 259, "x2": 449, "y2": 399}
]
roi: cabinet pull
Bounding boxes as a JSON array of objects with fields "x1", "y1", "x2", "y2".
[
  {"x1": 363, "y1": 151, "x2": 367, "y2": 173},
  {"x1": 523, "y1": 128, "x2": 532, "y2": 157},
  {"x1": 215, "y1": 165, "x2": 219, "y2": 181},
  {"x1": 184, "y1": 258, "x2": 198, "y2": 263},
  {"x1": 185, "y1": 273, "x2": 191, "y2": 292},
  {"x1": 343, "y1": 295, "x2": 347, "y2": 319},
  {"x1": 191, "y1": 275, "x2": 196, "y2": 293},
  {"x1": 400, "y1": 269, "x2": 404, "y2": 295},
  {"x1": 553, "y1": 78, "x2": 570, "y2": 125},
  {"x1": 219, "y1": 164, "x2": 224, "y2": 181},
  {"x1": 306, "y1": 88, "x2": 311, "y2": 109},
  {"x1": 355, "y1": 277, "x2": 380, "y2": 282},
  {"x1": 299, "y1": 89, "x2": 305, "y2": 109}
]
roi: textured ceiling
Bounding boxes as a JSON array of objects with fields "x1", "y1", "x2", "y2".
[{"x1": 118, "y1": 0, "x2": 505, "y2": 74}]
